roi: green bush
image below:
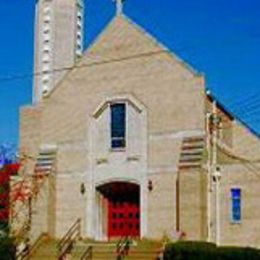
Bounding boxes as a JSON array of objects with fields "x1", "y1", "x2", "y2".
[
  {"x1": 164, "y1": 241, "x2": 216, "y2": 260},
  {"x1": 164, "y1": 241, "x2": 260, "y2": 260},
  {"x1": 217, "y1": 246, "x2": 260, "y2": 260},
  {"x1": 0, "y1": 236, "x2": 16, "y2": 260}
]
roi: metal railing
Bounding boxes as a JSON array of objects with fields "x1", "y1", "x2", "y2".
[
  {"x1": 80, "y1": 246, "x2": 93, "y2": 260},
  {"x1": 57, "y1": 218, "x2": 81, "y2": 260},
  {"x1": 16, "y1": 233, "x2": 47, "y2": 260},
  {"x1": 13, "y1": 221, "x2": 30, "y2": 245},
  {"x1": 116, "y1": 237, "x2": 131, "y2": 260}
]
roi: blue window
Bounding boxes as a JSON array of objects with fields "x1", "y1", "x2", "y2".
[
  {"x1": 111, "y1": 103, "x2": 126, "y2": 149},
  {"x1": 231, "y1": 188, "x2": 241, "y2": 222}
]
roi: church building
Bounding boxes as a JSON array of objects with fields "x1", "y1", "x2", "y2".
[{"x1": 16, "y1": 0, "x2": 260, "y2": 248}]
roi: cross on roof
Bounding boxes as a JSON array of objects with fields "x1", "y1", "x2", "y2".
[{"x1": 115, "y1": 0, "x2": 124, "y2": 16}]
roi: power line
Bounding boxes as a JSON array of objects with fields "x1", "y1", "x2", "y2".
[
  {"x1": 217, "y1": 142, "x2": 260, "y2": 180},
  {"x1": 217, "y1": 140, "x2": 260, "y2": 164},
  {"x1": 0, "y1": 49, "x2": 176, "y2": 84},
  {"x1": 228, "y1": 93, "x2": 260, "y2": 111}
]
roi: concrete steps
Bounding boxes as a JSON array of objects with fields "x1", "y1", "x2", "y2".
[
  {"x1": 72, "y1": 241, "x2": 117, "y2": 260},
  {"x1": 125, "y1": 240, "x2": 162, "y2": 260},
  {"x1": 29, "y1": 238, "x2": 59, "y2": 260},
  {"x1": 74, "y1": 240, "x2": 162, "y2": 260},
  {"x1": 28, "y1": 238, "x2": 162, "y2": 260}
]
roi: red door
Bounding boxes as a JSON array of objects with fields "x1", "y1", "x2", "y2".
[{"x1": 108, "y1": 200, "x2": 140, "y2": 238}]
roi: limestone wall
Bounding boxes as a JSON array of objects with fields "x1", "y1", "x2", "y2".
[
  {"x1": 147, "y1": 171, "x2": 177, "y2": 239},
  {"x1": 20, "y1": 16, "x2": 206, "y2": 240},
  {"x1": 178, "y1": 169, "x2": 207, "y2": 241},
  {"x1": 216, "y1": 163, "x2": 260, "y2": 248}
]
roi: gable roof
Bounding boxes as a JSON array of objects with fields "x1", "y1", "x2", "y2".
[
  {"x1": 45, "y1": 13, "x2": 201, "y2": 99},
  {"x1": 207, "y1": 91, "x2": 260, "y2": 139},
  {"x1": 42, "y1": 13, "x2": 259, "y2": 139},
  {"x1": 45, "y1": 13, "x2": 202, "y2": 104},
  {"x1": 78, "y1": 14, "x2": 199, "y2": 75}
]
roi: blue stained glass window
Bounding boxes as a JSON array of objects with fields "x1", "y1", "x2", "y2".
[
  {"x1": 231, "y1": 188, "x2": 241, "y2": 222},
  {"x1": 111, "y1": 103, "x2": 126, "y2": 149}
]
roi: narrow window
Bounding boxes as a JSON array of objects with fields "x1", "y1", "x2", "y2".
[
  {"x1": 231, "y1": 188, "x2": 241, "y2": 222},
  {"x1": 111, "y1": 103, "x2": 126, "y2": 149}
]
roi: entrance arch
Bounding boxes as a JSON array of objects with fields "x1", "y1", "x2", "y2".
[{"x1": 96, "y1": 181, "x2": 140, "y2": 239}]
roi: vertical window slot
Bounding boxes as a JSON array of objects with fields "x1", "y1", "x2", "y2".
[
  {"x1": 111, "y1": 103, "x2": 126, "y2": 149},
  {"x1": 231, "y1": 188, "x2": 241, "y2": 222}
]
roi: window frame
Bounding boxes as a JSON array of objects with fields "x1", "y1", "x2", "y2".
[
  {"x1": 230, "y1": 187, "x2": 242, "y2": 224},
  {"x1": 110, "y1": 102, "x2": 126, "y2": 151}
]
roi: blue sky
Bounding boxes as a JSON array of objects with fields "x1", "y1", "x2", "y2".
[{"x1": 0, "y1": 0, "x2": 259, "y2": 148}]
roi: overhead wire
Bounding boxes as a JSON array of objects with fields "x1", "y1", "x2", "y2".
[
  {"x1": 0, "y1": 0, "x2": 259, "y2": 143},
  {"x1": 7, "y1": 0, "x2": 260, "y2": 236},
  {"x1": 205, "y1": 95, "x2": 260, "y2": 161},
  {"x1": 206, "y1": 129, "x2": 260, "y2": 181},
  {"x1": 207, "y1": 105, "x2": 260, "y2": 154},
  {"x1": 216, "y1": 142, "x2": 260, "y2": 180},
  {"x1": 0, "y1": 10, "x2": 259, "y2": 85}
]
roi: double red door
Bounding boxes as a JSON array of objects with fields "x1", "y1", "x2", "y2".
[{"x1": 108, "y1": 200, "x2": 140, "y2": 238}]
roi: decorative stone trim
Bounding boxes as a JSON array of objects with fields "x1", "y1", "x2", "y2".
[
  {"x1": 150, "y1": 129, "x2": 205, "y2": 141},
  {"x1": 96, "y1": 158, "x2": 108, "y2": 165},
  {"x1": 127, "y1": 155, "x2": 140, "y2": 162}
]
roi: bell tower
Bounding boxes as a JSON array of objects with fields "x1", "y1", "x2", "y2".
[{"x1": 33, "y1": 0, "x2": 84, "y2": 103}]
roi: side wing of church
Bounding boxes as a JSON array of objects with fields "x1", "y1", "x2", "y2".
[{"x1": 16, "y1": 0, "x2": 260, "y2": 248}]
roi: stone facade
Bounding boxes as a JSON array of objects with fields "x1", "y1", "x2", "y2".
[{"x1": 18, "y1": 6, "x2": 260, "y2": 248}]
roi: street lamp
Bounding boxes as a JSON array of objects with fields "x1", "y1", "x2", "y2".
[{"x1": 212, "y1": 166, "x2": 221, "y2": 182}]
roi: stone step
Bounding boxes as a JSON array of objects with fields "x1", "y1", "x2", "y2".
[
  {"x1": 73, "y1": 240, "x2": 161, "y2": 260},
  {"x1": 29, "y1": 238, "x2": 162, "y2": 260},
  {"x1": 28, "y1": 239, "x2": 58, "y2": 259}
]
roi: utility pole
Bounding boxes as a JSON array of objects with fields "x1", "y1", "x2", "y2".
[
  {"x1": 206, "y1": 112, "x2": 212, "y2": 242},
  {"x1": 212, "y1": 100, "x2": 221, "y2": 245}
]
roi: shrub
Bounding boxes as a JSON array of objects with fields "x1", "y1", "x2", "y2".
[
  {"x1": 164, "y1": 241, "x2": 216, "y2": 260},
  {"x1": 164, "y1": 241, "x2": 260, "y2": 260},
  {"x1": 217, "y1": 246, "x2": 260, "y2": 260},
  {"x1": 0, "y1": 236, "x2": 16, "y2": 260}
]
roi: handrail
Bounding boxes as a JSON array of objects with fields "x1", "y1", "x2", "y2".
[
  {"x1": 16, "y1": 233, "x2": 47, "y2": 260},
  {"x1": 15, "y1": 242, "x2": 29, "y2": 260},
  {"x1": 57, "y1": 218, "x2": 81, "y2": 260},
  {"x1": 13, "y1": 222, "x2": 30, "y2": 244},
  {"x1": 116, "y1": 237, "x2": 123, "y2": 256},
  {"x1": 27, "y1": 233, "x2": 47, "y2": 259},
  {"x1": 157, "y1": 244, "x2": 165, "y2": 260},
  {"x1": 116, "y1": 237, "x2": 131, "y2": 259},
  {"x1": 80, "y1": 246, "x2": 93, "y2": 260}
]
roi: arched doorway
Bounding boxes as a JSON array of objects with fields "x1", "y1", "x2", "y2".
[{"x1": 96, "y1": 181, "x2": 140, "y2": 239}]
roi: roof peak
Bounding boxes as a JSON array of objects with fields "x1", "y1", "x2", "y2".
[{"x1": 115, "y1": 0, "x2": 124, "y2": 16}]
